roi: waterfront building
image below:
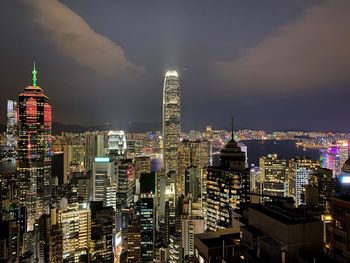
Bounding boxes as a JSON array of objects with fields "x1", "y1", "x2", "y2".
[
  {"x1": 287, "y1": 156, "x2": 320, "y2": 207},
  {"x1": 259, "y1": 154, "x2": 286, "y2": 198}
]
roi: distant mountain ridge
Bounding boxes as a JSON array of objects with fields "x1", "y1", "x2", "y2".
[{"x1": 52, "y1": 122, "x2": 162, "y2": 135}]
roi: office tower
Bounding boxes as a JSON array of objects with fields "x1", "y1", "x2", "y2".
[
  {"x1": 135, "y1": 156, "x2": 151, "y2": 179},
  {"x1": 115, "y1": 160, "x2": 134, "y2": 240},
  {"x1": 249, "y1": 165, "x2": 260, "y2": 193},
  {"x1": 105, "y1": 184, "x2": 117, "y2": 210},
  {"x1": 178, "y1": 140, "x2": 210, "y2": 195},
  {"x1": 180, "y1": 202, "x2": 205, "y2": 261},
  {"x1": 168, "y1": 233, "x2": 182, "y2": 263},
  {"x1": 184, "y1": 167, "x2": 201, "y2": 201},
  {"x1": 58, "y1": 203, "x2": 90, "y2": 262},
  {"x1": 0, "y1": 219, "x2": 20, "y2": 262},
  {"x1": 63, "y1": 145, "x2": 85, "y2": 183},
  {"x1": 206, "y1": 132, "x2": 250, "y2": 231},
  {"x1": 241, "y1": 203, "x2": 323, "y2": 262},
  {"x1": 92, "y1": 157, "x2": 114, "y2": 201},
  {"x1": 52, "y1": 153, "x2": 64, "y2": 185},
  {"x1": 302, "y1": 168, "x2": 334, "y2": 209},
  {"x1": 50, "y1": 224, "x2": 63, "y2": 263},
  {"x1": 326, "y1": 196, "x2": 350, "y2": 262},
  {"x1": 36, "y1": 214, "x2": 51, "y2": 263},
  {"x1": 6, "y1": 99, "x2": 17, "y2": 156},
  {"x1": 162, "y1": 70, "x2": 181, "y2": 177},
  {"x1": 69, "y1": 171, "x2": 92, "y2": 202},
  {"x1": 127, "y1": 219, "x2": 141, "y2": 263},
  {"x1": 17, "y1": 63, "x2": 52, "y2": 231},
  {"x1": 84, "y1": 131, "x2": 105, "y2": 172},
  {"x1": 134, "y1": 156, "x2": 151, "y2": 199},
  {"x1": 322, "y1": 146, "x2": 341, "y2": 176},
  {"x1": 287, "y1": 156, "x2": 320, "y2": 207},
  {"x1": 90, "y1": 201, "x2": 115, "y2": 263},
  {"x1": 237, "y1": 141, "x2": 249, "y2": 168},
  {"x1": 140, "y1": 172, "x2": 156, "y2": 262},
  {"x1": 259, "y1": 154, "x2": 286, "y2": 198},
  {"x1": 107, "y1": 130, "x2": 127, "y2": 160}
]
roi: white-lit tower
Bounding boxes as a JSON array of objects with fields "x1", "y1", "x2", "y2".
[{"x1": 162, "y1": 70, "x2": 181, "y2": 190}]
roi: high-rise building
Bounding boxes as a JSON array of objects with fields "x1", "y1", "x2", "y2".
[
  {"x1": 302, "y1": 168, "x2": 334, "y2": 209},
  {"x1": 140, "y1": 173, "x2": 156, "y2": 262},
  {"x1": 127, "y1": 219, "x2": 141, "y2": 263},
  {"x1": 107, "y1": 130, "x2": 127, "y2": 160},
  {"x1": 287, "y1": 156, "x2": 320, "y2": 207},
  {"x1": 178, "y1": 140, "x2": 210, "y2": 195},
  {"x1": 326, "y1": 196, "x2": 350, "y2": 262},
  {"x1": 259, "y1": 154, "x2": 286, "y2": 198},
  {"x1": 58, "y1": 203, "x2": 90, "y2": 262},
  {"x1": 84, "y1": 131, "x2": 105, "y2": 172},
  {"x1": 92, "y1": 157, "x2": 114, "y2": 202},
  {"x1": 17, "y1": 63, "x2": 52, "y2": 231},
  {"x1": 162, "y1": 70, "x2": 181, "y2": 178},
  {"x1": 63, "y1": 145, "x2": 85, "y2": 183},
  {"x1": 5, "y1": 99, "x2": 17, "y2": 156},
  {"x1": 90, "y1": 201, "x2": 115, "y2": 263},
  {"x1": 206, "y1": 133, "x2": 250, "y2": 231}
]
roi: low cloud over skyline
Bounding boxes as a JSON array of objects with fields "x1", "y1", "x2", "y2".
[
  {"x1": 214, "y1": 0, "x2": 350, "y2": 90},
  {"x1": 23, "y1": 0, "x2": 144, "y2": 77}
]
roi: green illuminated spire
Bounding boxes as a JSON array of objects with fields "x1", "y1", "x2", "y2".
[{"x1": 32, "y1": 61, "x2": 37, "y2": 86}]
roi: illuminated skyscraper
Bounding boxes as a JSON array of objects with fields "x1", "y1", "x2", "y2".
[
  {"x1": 206, "y1": 132, "x2": 250, "y2": 231},
  {"x1": 259, "y1": 154, "x2": 286, "y2": 198},
  {"x1": 107, "y1": 130, "x2": 127, "y2": 160},
  {"x1": 6, "y1": 99, "x2": 17, "y2": 155},
  {"x1": 287, "y1": 156, "x2": 319, "y2": 207},
  {"x1": 162, "y1": 70, "x2": 181, "y2": 180},
  {"x1": 84, "y1": 131, "x2": 105, "y2": 172},
  {"x1": 17, "y1": 63, "x2": 52, "y2": 231}
]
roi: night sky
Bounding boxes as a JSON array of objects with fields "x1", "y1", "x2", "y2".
[{"x1": 1, "y1": 0, "x2": 350, "y2": 132}]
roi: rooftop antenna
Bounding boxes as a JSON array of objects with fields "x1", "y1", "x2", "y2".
[{"x1": 32, "y1": 61, "x2": 37, "y2": 86}]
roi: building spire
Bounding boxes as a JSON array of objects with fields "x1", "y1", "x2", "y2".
[
  {"x1": 32, "y1": 61, "x2": 37, "y2": 86},
  {"x1": 231, "y1": 116, "x2": 234, "y2": 141}
]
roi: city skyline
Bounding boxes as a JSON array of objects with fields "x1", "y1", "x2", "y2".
[
  {"x1": 1, "y1": 1, "x2": 350, "y2": 132},
  {"x1": 1, "y1": 2, "x2": 350, "y2": 262}
]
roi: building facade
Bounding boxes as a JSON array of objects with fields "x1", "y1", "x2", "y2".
[{"x1": 17, "y1": 64, "x2": 52, "y2": 231}]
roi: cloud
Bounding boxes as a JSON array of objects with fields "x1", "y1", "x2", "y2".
[
  {"x1": 214, "y1": 0, "x2": 350, "y2": 89},
  {"x1": 22, "y1": 0, "x2": 144, "y2": 76}
]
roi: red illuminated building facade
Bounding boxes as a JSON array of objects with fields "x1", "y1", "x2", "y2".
[{"x1": 17, "y1": 63, "x2": 52, "y2": 231}]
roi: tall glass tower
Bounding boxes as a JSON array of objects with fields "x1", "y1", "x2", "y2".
[
  {"x1": 17, "y1": 63, "x2": 52, "y2": 231},
  {"x1": 162, "y1": 70, "x2": 181, "y2": 188}
]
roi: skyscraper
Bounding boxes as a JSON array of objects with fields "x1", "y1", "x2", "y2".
[
  {"x1": 6, "y1": 99, "x2": 17, "y2": 156},
  {"x1": 259, "y1": 154, "x2": 286, "y2": 198},
  {"x1": 162, "y1": 70, "x2": 181, "y2": 180},
  {"x1": 17, "y1": 63, "x2": 52, "y2": 231},
  {"x1": 287, "y1": 156, "x2": 320, "y2": 207},
  {"x1": 206, "y1": 133, "x2": 250, "y2": 231},
  {"x1": 107, "y1": 130, "x2": 127, "y2": 160}
]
